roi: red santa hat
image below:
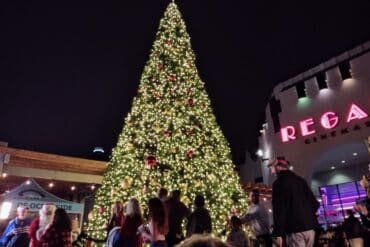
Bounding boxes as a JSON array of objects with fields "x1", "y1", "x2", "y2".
[{"x1": 267, "y1": 157, "x2": 290, "y2": 168}]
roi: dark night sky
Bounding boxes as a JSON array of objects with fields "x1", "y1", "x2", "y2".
[{"x1": 0, "y1": 0, "x2": 370, "y2": 164}]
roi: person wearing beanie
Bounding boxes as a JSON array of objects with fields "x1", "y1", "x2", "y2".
[{"x1": 269, "y1": 157, "x2": 319, "y2": 247}]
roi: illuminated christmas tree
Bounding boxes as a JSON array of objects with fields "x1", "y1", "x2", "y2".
[{"x1": 89, "y1": 2, "x2": 247, "y2": 240}]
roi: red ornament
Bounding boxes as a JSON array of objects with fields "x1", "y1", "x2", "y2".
[
  {"x1": 188, "y1": 99, "x2": 194, "y2": 106},
  {"x1": 169, "y1": 74, "x2": 176, "y2": 82},
  {"x1": 164, "y1": 130, "x2": 171, "y2": 137},
  {"x1": 157, "y1": 64, "x2": 163, "y2": 70},
  {"x1": 98, "y1": 207, "x2": 105, "y2": 214},
  {"x1": 146, "y1": 156, "x2": 157, "y2": 168},
  {"x1": 186, "y1": 149, "x2": 194, "y2": 158}
]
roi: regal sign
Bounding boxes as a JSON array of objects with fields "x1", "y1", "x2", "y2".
[{"x1": 280, "y1": 103, "x2": 368, "y2": 143}]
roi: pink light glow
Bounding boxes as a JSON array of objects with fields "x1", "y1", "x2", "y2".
[
  {"x1": 280, "y1": 126, "x2": 296, "y2": 142},
  {"x1": 346, "y1": 103, "x2": 368, "y2": 123},
  {"x1": 299, "y1": 118, "x2": 316, "y2": 136},
  {"x1": 337, "y1": 206, "x2": 356, "y2": 211},
  {"x1": 331, "y1": 195, "x2": 365, "y2": 202},
  {"x1": 280, "y1": 103, "x2": 369, "y2": 143},
  {"x1": 332, "y1": 202, "x2": 357, "y2": 207},
  {"x1": 320, "y1": 111, "x2": 339, "y2": 129}
]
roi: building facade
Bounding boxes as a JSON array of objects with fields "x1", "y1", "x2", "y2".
[{"x1": 258, "y1": 41, "x2": 370, "y2": 198}]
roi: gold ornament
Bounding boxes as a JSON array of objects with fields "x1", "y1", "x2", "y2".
[
  {"x1": 181, "y1": 195, "x2": 190, "y2": 205},
  {"x1": 121, "y1": 178, "x2": 131, "y2": 189},
  {"x1": 125, "y1": 143, "x2": 134, "y2": 150}
]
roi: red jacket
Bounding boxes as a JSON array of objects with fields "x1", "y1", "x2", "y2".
[
  {"x1": 29, "y1": 218, "x2": 42, "y2": 247},
  {"x1": 39, "y1": 224, "x2": 72, "y2": 247}
]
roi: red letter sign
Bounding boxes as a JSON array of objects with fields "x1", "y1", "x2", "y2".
[
  {"x1": 300, "y1": 118, "x2": 316, "y2": 136},
  {"x1": 346, "y1": 103, "x2": 368, "y2": 123},
  {"x1": 320, "y1": 112, "x2": 339, "y2": 129},
  {"x1": 280, "y1": 126, "x2": 296, "y2": 142}
]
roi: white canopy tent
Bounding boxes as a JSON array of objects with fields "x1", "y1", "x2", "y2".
[{"x1": 0, "y1": 178, "x2": 84, "y2": 230}]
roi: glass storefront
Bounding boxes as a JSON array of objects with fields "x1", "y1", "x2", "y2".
[{"x1": 318, "y1": 181, "x2": 366, "y2": 226}]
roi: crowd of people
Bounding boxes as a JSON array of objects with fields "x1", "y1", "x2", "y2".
[
  {"x1": 267, "y1": 157, "x2": 370, "y2": 247},
  {"x1": 104, "y1": 186, "x2": 272, "y2": 247},
  {"x1": 105, "y1": 189, "x2": 217, "y2": 247},
  {"x1": 0, "y1": 204, "x2": 72, "y2": 247},
  {"x1": 2, "y1": 157, "x2": 370, "y2": 247},
  {"x1": 102, "y1": 157, "x2": 323, "y2": 247}
]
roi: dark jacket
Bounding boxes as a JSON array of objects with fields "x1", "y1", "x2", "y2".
[
  {"x1": 272, "y1": 170, "x2": 319, "y2": 236},
  {"x1": 186, "y1": 207, "x2": 212, "y2": 237},
  {"x1": 343, "y1": 214, "x2": 363, "y2": 239},
  {"x1": 359, "y1": 198, "x2": 370, "y2": 230},
  {"x1": 0, "y1": 217, "x2": 31, "y2": 247},
  {"x1": 165, "y1": 199, "x2": 190, "y2": 237}
]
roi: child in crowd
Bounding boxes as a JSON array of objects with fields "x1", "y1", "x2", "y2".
[{"x1": 227, "y1": 216, "x2": 248, "y2": 247}]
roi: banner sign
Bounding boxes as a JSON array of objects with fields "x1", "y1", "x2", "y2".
[
  {"x1": 11, "y1": 199, "x2": 83, "y2": 214},
  {"x1": 280, "y1": 103, "x2": 369, "y2": 143}
]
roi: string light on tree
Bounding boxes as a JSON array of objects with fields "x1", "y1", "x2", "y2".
[{"x1": 88, "y1": 2, "x2": 247, "y2": 239}]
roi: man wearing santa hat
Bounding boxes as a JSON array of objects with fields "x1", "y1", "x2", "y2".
[
  {"x1": 29, "y1": 203, "x2": 56, "y2": 247},
  {"x1": 268, "y1": 157, "x2": 319, "y2": 247}
]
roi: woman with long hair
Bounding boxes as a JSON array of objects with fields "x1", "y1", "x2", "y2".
[
  {"x1": 107, "y1": 201, "x2": 124, "y2": 234},
  {"x1": 138, "y1": 197, "x2": 168, "y2": 247},
  {"x1": 118, "y1": 198, "x2": 144, "y2": 247},
  {"x1": 39, "y1": 208, "x2": 72, "y2": 247}
]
